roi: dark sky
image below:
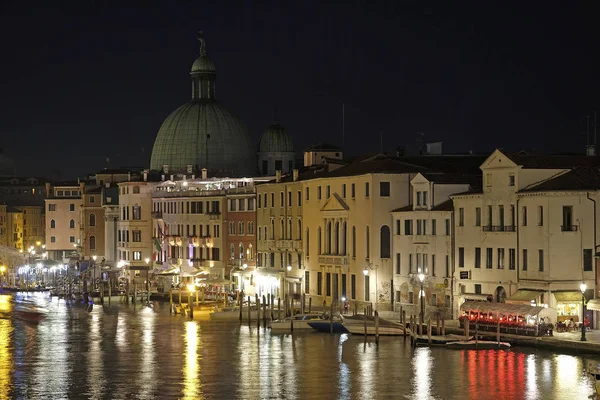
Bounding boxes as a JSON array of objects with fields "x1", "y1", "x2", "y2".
[{"x1": 1, "y1": 1, "x2": 599, "y2": 179}]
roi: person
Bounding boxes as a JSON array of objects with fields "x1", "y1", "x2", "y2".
[
  {"x1": 585, "y1": 316, "x2": 590, "y2": 331},
  {"x1": 343, "y1": 300, "x2": 349, "y2": 314}
]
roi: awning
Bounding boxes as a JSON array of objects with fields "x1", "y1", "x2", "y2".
[
  {"x1": 505, "y1": 289, "x2": 543, "y2": 304},
  {"x1": 460, "y1": 301, "x2": 556, "y2": 319},
  {"x1": 587, "y1": 299, "x2": 600, "y2": 311},
  {"x1": 462, "y1": 293, "x2": 492, "y2": 301},
  {"x1": 553, "y1": 291, "x2": 583, "y2": 302}
]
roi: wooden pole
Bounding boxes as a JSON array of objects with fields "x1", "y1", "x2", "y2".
[
  {"x1": 301, "y1": 293, "x2": 305, "y2": 314},
  {"x1": 256, "y1": 294, "x2": 260, "y2": 328},
  {"x1": 427, "y1": 317, "x2": 432, "y2": 345},
  {"x1": 108, "y1": 279, "x2": 111, "y2": 305},
  {"x1": 262, "y1": 295, "x2": 267, "y2": 328},
  {"x1": 400, "y1": 306, "x2": 403, "y2": 324},
  {"x1": 284, "y1": 294, "x2": 288, "y2": 318},
  {"x1": 270, "y1": 294, "x2": 274, "y2": 321},
  {"x1": 436, "y1": 314, "x2": 440, "y2": 336},
  {"x1": 133, "y1": 283, "x2": 137, "y2": 304},
  {"x1": 496, "y1": 313, "x2": 500, "y2": 345},
  {"x1": 403, "y1": 310, "x2": 407, "y2": 337},
  {"x1": 465, "y1": 317, "x2": 470, "y2": 340},
  {"x1": 442, "y1": 317, "x2": 446, "y2": 336},
  {"x1": 169, "y1": 289, "x2": 173, "y2": 314},
  {"x1": 239, "y1": 292, "x2": 243, "y2": 322},
  {"x1": 247, "y1": 296, "x2": 251, "y2": 325},
  {"x1": 278, "y1": 298, "x2": 281, "y2": 320},
  {"x1": 308, "y1": 297, "x2": 312, "y2": 313},
  {"x1": 329, "y1": 302, "x2": 334, "y2": 334},
  {"x1": 375, "y1": 310, "x2": 379, "y2": 343},
  {"x1": 364, "y1": 308, "x2": 367, "y2": 338},
  {"x1": 189, "y1": 290, "x2": 193, "y2": 319}
]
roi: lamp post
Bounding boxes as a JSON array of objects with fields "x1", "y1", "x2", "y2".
[
  {"x1": 145, "y1": 257, "x2": 151, "y2": 304},
  {"x1": 363, "y1": 264, "x2": 379, "y2": 309},
  {"x1": 581, "y1": 282, "x2": 587, "y2": 342},
  {"x1": 92, "y1": 255, "x2": 97, "y2": 292},
  {"x1": 419, "y1": 273, "x2": 425, "y2": 327}
]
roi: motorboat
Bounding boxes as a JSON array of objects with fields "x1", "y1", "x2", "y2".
[
  {"x1": 307, "y1": 319, "x2": 348, "y2": 333},
  {"x1": 342, "y1": 314, "x2": 410, "y2": 336},
  {"x1": 415, "y1": 334, "x2": 472, "y2": 345},
  {"x1": 446, "y1": 340, "x2": 511, "y2": 350},
  {"x1": 12, "y1": 304, "x2": 48, "y2": 323},
  {"x1": 270, "y1": 313, "x2": 328, "y2": 331}
]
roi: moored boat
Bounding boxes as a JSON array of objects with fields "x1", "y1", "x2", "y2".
[
  {"x1": 270, "y1": 313, "x2": 328, "y2": 331},
  {"x1": 342, "y1": 314, "x2": 409, "y2": 336},
  {"x1": 415, "y1": 334, "x2": 471, "y2": 345},
  {"x1": 307, "y1": 320, "x2": 348, "y2": 333},
  {"x1": 446, "y1": 340, "x2": 511, "y2": 350}
]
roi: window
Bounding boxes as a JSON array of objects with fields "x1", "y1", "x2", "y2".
[
  {"x1": 538, "y1": 250, "x2": 544, "y2": 271},
  {"x1": 404, "y1": 220, "x2": 413, "y2": 235},
  {"x1": 396, "y1": 219, "x2": 401, "y2": 235},
  {"x1": 364, "y1": 275, "x2": 370, "y2": 301},
  {"x1": 306, "y1": 187, "x2": 310, "y2": 201},
  {"x1": 431, "y1": 254, "x2": 436, "y2": 276},
  {"x1": 304, "y1": 271, "x2": 310, "y2": 294},
  {"x1": 416, "y1": 220, "x2": 422, "y2": 235},
  {"x1": 230, "y1": 199, "x2": 237, "y2": 211},
  {"x1": 229, "y1": 222, "x2": 235, "y2": 235},
  {"x1": 380, "y1": 225, "x2": 390, "y2": 258},
  {"x1": 445, "y1": 255, "x2": 449, "y2": 277},
  {"x1": 89, "y1": 236, "x2": 96, "y2": 250},
  {"x1": 317, "y1": 227, "x2": 321, "y2": 254},
  {"x1": 286, "y1": 191, "x2": 292, "y2": 207},
  {"x1": 509, "y1": 174, "x2": 515, "y2": 186},
  {"x1": 239, "y1": 222, "x2": 244, "y2": 235},
  {"x1": 423, "y1": 191, "x2": 428, "y2": 206},
  {"x1": 475, "y1": 207, "x2": 481, "y2": 226},
  {"x1": 50, "y1": 219, "x2": 56, "y2": 229},
  {"x1": 458, "y1": 247, "x2": 464, "y2": 268},
  {"x1": 351, "y1": 184, "x2": 355, "y2": 198},
  {"x1": 409, "y1": 254, "x2": 414, "y2": 273},
  {"x1": 133, "y1": 186, "x2": 140, "y2": 194},
  {"x1": 445, "y1": 219, "x2": 450, "y2": 235},
  {"x1": 523, "y1": 249, "x2": 528, "y2": 271},
  {"x1": 326, "y1": 185, "x2": 330, "y2": 199},
  {"x1": 366, "y1": 226, "x2": 370, "y2": 259},
  {"x1": 50, "y1": 236, "x2": 55, "y2": 243},
  {"x1": 432, "y1": 219, "x2": 436, "y2": 235},
  {"x1": 351, "y1": 274, "x2": 356, "y2": 299},
  {"x1": 408, "y1": 292, "x2": 414, "y2": 304},
  {"x1": 271, "y1": 193, "x2": 274, "y2": 207},
  {"x1": 240, "y1": 199, "x2": 246, "y2": 211},
  {"x1": 132, "y1": 230, "x2": 141, "y2": 242},
  {"x1": 510, "y1": 205, "x2": 515, "y2": 227},
  {"x1": 537, "y1": 206, "x2": 543, "y2": 226},
  {"x1": 475, "y1": 284, "x2": 482, "y2": 294},
  {"x1": 133, "y1": 251, "x2": 142, "y2": 261},
  {"x1": 239, "y1": 243, "x2": 245, "y2": 259},
  {"x1": 522, "y1": 206, "x2": 528, "y2": 226},
  {"x1": 396, "y1": 253, "x2": 401, "y2": 274},
  {"x1": 584, "y1": 249, "x2": 593, "y2": 271},
  {"x1": 487, "y1": 205, "x2": 493, "y2": 227},
  {"x1": 317, "y1": 272, "x2": 323, "y2": 295},
  {"x1": 380, "y1": 182, "x2": 390, "y2": 197},
  {"x1": 352, "y1": 226, "x2": 356, "y2": 257},
  {"x1": 326, "y1": 273, "x2": 331, "y2": 296},
  {"x1": 90, "y1": 195, "x2": 95, "y2": 204},
  {"x1": 133, "y1": 205, "x2": 141, "y2": 220},
  {"x1": 70, "y1": 203, "x2": 75, "y2": 212},
  {"x1": 69, "y1": 236, "x2": 75, "y2": 243},
  {"x1": 69, "y1": 219, "x2": 75, "y2": 229},
  {"x1": 318, "y1": 186, "x2": 322, "y2": 200},
  {"x1": 497, "y1": 248, "x2": 505, "y2": 269},
  {"x1": 509, "y1": 249, "x2": 516, "y2": 270},
  {"x1": 297, "y1": 191, "x2": 302, "y2": 207},
  {"x1": 48, "y1": 204, "x2": 56, "y2": 211},
  {"x1": 417, "y1": 192, "x2": 422, "y2": 205},
  {"x1": 562, "y1": 206, "x2": 573, "y2": 230},
  {"x1": 230, "y1": 244, "x2": 235, "y2": 259},
  {"x1": 475, "y1": 248, "x2": 481, "y2": 268},
  {"x1": 89, "y1": 213, "x2": 96, "y2": 227},
  {"x1": 342, "y1": 184, "x2": 346, "y2": 198},
  {"x1": 458, "y1": 208, "x2": 464, "y2": 226},
  {"x1": 486, "y1": 173, "x2": 492, "y2": 187},
  {"x1": 499, "y1": 205, "x2": 504, "y2": 228},
  {"x1": 430, "y1": 293, "x2": 437, "y2": 307},
  {"x1": 280, "y1": 192, "x2": 284, "y2": 207},
  {"x1": 248, "y1": 222, "x2": 254, "y2": 235},
  {"x1": 486, "y1": 248, "x2": 493, "y2": 269},
  {"x1": 365, "y1": 182, "x2": 370, "y2": 198}
]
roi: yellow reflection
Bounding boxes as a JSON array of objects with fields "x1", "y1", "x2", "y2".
[
  {"x1": 526, "y1": 354, "x2": 538, "y2": 399},
  {"x1": 412, "y1": 347, "x2": 433, "y2": 400},
  {"x1": 87, "y1": 312, "x2": 105, "y2": 399},
  {"x1": 115, "y1": 314, "x2": 127, "y2": 350},
  {"x1": 183, "y1": 321, "x2": 203, "y2": 400},
  {"x1": 0, "y1": 296, "x2": 13, "y2": 399},
  {"x1": 137, "y1": 308, "x2": 156, "y2": 397},
  {"x1": 555, "y1": 354, "x2": 578, "y2": 395}
]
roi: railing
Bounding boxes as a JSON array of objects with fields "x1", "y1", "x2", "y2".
[
  {"x1": 317, "y1": 255, "x2": 349, "y2": 266},
  {"x1": 561, "y1": 225, "x2": 578, "y2": 232},
  {"x1": 482, "y1": 225, "x2": 516, "y2": 232}
]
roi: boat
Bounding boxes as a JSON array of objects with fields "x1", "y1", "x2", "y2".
[
  {"x1": 12, "y1": 304, "x2": 47, "y2": 323},
  {"x1": 415, "y1": 334, "x2": 471, "y2": 345},
  {"x1": 446, "y1": 340, "x2": 511, "y2": 350},
  {"x1": 270, "y1": 313, "x2": 328, "y2": 331},
  {"x1": 342, "y1": 314, "x2": 410, "y2": 336},
  {"x1": 307, "y1": 320, "x2": 348, "y2": 333}
]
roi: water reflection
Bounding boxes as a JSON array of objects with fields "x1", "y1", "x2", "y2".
[{"x1": 0, "y1": 295, "x2": 598, "y2": 399}]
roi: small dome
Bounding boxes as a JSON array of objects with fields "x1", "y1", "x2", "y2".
[
  {"x1": 258, "y1": 123, "x2": 294, "y2": 153},
  {"x1": 191, "y1": 56, "x2": 216, "y2": 74}
]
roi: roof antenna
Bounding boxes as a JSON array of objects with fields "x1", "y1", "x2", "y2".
[{"x1": 342, "y1": 103, "x2": 345, "y2": 149}]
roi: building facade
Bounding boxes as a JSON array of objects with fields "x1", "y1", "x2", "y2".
[
  {"x1": 16, "y1": 205, "x2": 45, "y2": 250},
  {"x1": 45, "y1": 183, "x2": 82, "y2": 260}
]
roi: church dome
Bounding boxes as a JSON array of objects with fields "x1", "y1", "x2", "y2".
[
  {"x1": 150, "y1": 32, "x2": 255, "y2": 177},
  {"x1": 258, "y1": 123, "x2": 294, "y2": 153}
]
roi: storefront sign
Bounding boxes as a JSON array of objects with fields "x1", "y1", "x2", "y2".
[{"x1": 459, "y1": 271, "x2": 470, "y2": 280}]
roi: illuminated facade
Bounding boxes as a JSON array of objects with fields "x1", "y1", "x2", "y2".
[
  {"x1": 45, "y1": 182, "x2": 82, "y2": 260},
  {"x1": 15, "y1": 205, "x2": 45, "y2": 251}
]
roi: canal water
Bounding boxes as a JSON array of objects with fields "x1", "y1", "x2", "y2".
[{"x1": 0, "y1": 293, "x2": 598, "y2": 399}]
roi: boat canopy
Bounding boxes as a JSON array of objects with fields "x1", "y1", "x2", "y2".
[{"x1": 460, "y1": 301, "x2": 557, "y2": 320}]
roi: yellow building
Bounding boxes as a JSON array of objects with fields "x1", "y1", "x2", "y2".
[
  {"x1": 0, "y1": 204, "x2": 7, "y2": 247},
  {"x1": 45, "y1": 182, "x2": 82, "y2": 260},
  {"x1": 6, "y1": 206, "x2": 24, "y2": 251},
  {"x1": 15, "y1": 205, "x2": 45, "y2": 250}
]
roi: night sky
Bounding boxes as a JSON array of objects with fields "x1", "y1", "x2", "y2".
[{"x1": 1, "y1": 1, "x2": 599, "y2": 179}]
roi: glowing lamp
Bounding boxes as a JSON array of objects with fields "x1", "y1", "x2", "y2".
[
  {"x1": 581, "y1": 282, "x2": 587, "y2": 294},
  {"x1": 287, "y1": 265, "x2": 292, "y2": 272},
  {"x1": 418, "y1": 273, "x2": 425, "y2": 283},
  {"x1": 363, "y1": 268, "x2": 369, "y2": 276}
]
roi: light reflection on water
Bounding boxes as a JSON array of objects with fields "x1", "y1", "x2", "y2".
[{"x1": 0, "y1": 293, "x2": 598, "y2": 399}]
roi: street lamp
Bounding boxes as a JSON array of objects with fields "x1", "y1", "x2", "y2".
[
  {"x1": 581, "y1": 282, "x2": 587, "y2": 342},
  {"x1": 363, "y1": 264, "x2": 379, "y2": 308}
]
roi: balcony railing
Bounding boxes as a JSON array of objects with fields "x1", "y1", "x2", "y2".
[
  {"x1": 561, "y1": 225, "x2": 578, "y2": 232},
  {"x1": 482, "y1": 225, "x2": 515, "y2": 232}
]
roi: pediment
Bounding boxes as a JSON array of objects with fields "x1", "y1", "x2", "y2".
[
  {"x1": 480, "y1": 149, "x2": 517, "y2": 170},
  {"x1": 321, "y1": 193, "x2": 349, "y2": 212}
]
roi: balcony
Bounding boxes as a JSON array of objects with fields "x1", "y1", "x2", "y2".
[
  {"x1": 482, "y1": 225, "x2": 515, "y2": 232},
  {"x1": 262, "y1": 239, "x2": 302, "y2": 252},
  {"x1": 561, "y1": 225, "x2": 578, "y2": 232},
  {"x1": 318, "y1": 255, "x2": 349, "y2": 266}
]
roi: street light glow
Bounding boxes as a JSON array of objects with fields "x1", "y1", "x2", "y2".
[
  {"x1": 92, "y1": 255, "x2": 97, "y2": 261},
  {"x1": 363, "y1": 267, "x2": 369, "y2": 276},
  {"x1": 287, "y1": 265, "x2": 292, "y2": 271},
  {"x1": 581, "y1": 282, "x2": 587, "y2": 294},
  {"x1": 419, "y1": 273, "x2": 425, "y2": 283}
]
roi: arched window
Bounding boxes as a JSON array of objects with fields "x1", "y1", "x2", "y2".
[
  {"x1": 133, "y1": 186, "x2": 140, "y2": 194},
  {"x1": 239, "y1": 243, "x2": 245, "y2": 259},
  {"x1": 380, "y1": 225, "x2": 391, "y2": 258},
  {"x1": 50, "y1": 219, "x2": 56, "y2": 229},
  {"x1": 288, "y1": 219, "x2": 293, "y2": 240},
  {"x1": 341, "y1": 222, "x2": 347, "y2": 255},
  {"x1": 230, "y1": 243, "x2": 235, "y2": 259},
  {"x1": 298, "y1": 220, "x2": 303, "y2": 240},
  {"x1": 280, "y1": 219, "x2": 284, "y2": 238},
  {"x1": 270, "y1": 220, "x2": 275, "y2": 239},
  {"x1": 317, "y1": 227, "x2": 322, "y2": 255},
  {"x1": 89, "y1": 235, "x2": 96, "y2": 250},
  {"x1": 258, "y1": 226, "x2": 262, "y2": 241},
  {"x1": 238, "y1": 221, "x2": 244, "y2": 235},
  {"x1": 265, "y1": 225, "x2": 269, "y2": 241},
  {"x1": 326, "y1": 221, "x2": 332, "y2": 254},
  {"x1": 89, "y1": 213, "x2": 96, "y2": 227},
  {"x1": 248, "y1": 222, "x2": 254, "y2": 235},
  {"x1": 366, "y1": 226, "x2": 370, "y2": 259},
  {"x1": 247, "y1": 244, "x2": 253, "y2": 260},
  {"x1": 132, "y1": 205, "x2": 141, "y2": 220},
  {"x1": 352, "y1": 226, "x2": 356, "y2": 257},
  {"x1": 334, "y1": 221, "x2": 340, "y2": 254},
  {"x1": 69, "y1": 219, "x2": 75, "y2": 229}
]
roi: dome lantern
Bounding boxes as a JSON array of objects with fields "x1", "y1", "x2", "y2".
[{"x1": 190, "y1": 31, "x2": 217, "y2": 101}]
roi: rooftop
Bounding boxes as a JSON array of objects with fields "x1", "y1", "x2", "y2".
[
  {"x1": 306, "y1": 142, "x2": 342, "y2": 151},
  {"x1": 505, "y1": 152, "x2": 600, "y2": 169},
  {"x1": 521, "y1": 167, "x2": 600, "y2": 192}
]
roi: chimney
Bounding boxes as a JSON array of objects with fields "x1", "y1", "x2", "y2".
[
  {"x1": 276, "y1": 170, "x2": 282, "y2": 183},
  {"x1": 170, "y1": 174, "x2": 174, "y2": 181},
  {"x1": 201, "y1": 168, "x2": 208, "y2": 179},
  {"x1": 293, "y1": 169, "x2": 299, "y2": 182},
  {"x1": 45, "y1": 183, "x2": 52, "y2": 198},
  {"x1": 161, "y1": 174, "x2": 165, "y2": 181},
  {"x1": 79, "y1": 182, "x2": 85, "y2": 196},
  {"x1": 191, "y1": 174, "x2": 195, "y2": 180},
  {"x1": 143, "y1": 170, "x2": 148, "y2": 182}
]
